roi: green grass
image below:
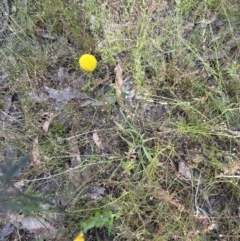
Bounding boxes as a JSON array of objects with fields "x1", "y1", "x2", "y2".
[{"x1": 1, "y1": 0, "x2": 240, "y2": 240}]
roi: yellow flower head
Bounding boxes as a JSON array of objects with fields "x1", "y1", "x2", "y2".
[
  {"x1": 79, "y1": 54, "x2": 97, "y2": 72},
  {"x1": 74, "y1": 232, "x2": 84, "y2": 241}
]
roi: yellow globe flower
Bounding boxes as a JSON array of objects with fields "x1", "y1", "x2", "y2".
[
  {"x1": 79, "y1": 54, "x2": 97, "y2": 72},
  {"x1": 74, "y1": 232, "x2": 84, "y2": 241}
]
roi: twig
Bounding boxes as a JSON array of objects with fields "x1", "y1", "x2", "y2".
[
  {"x1": 216, "y1": 175, "x2": 240, "y2": 178},
  {"x1": 25, "y1": 160, "x2": 112, "y2": 183}
]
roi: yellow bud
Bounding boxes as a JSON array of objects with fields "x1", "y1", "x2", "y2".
[
  {"x1": 79, "y1": 54, "x2": 97, "y2": 72},
  {"x1": 74, "y1": 232, "x2": 85, "y2": 241}
]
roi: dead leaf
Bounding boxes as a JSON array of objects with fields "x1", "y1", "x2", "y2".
[
  {"x1": 178, "y1": 161, "x2": 191, "y2": 179},
  {"x1": 32, "y1": 137, "x2": 41, "y2": 166},
  {"x1": 115, "y1": 64, "x2": 123, "y2": 90},
  {"x1": 114, "y1": 64, "x2": 126, "y2": 110},
  {"x1": 14, "y1": 180, "x2": 25, "y2": 189},
  {"x1": 28, "y1": 92, "x2": 48, "y2": 103},
  {"x1": 80, "y1": 96, "x2": 116, "y2": 107},
  {"x1": 42, "y1": 116, "x2": 54, "y2": 133},
  {"x1": 197, "y1": 17, "x2": 216, "y2": 26},
  {"x1": 87, "y1": 186, "x2": 105, "y2": 200},
  {"x1": 205, "y1": 223, "x2": 218, "y2": 232},
  {"x1": 215, "y1": 158, "x2": 240, "y2": 178},
  {"x1": 36, "y1": 30, "x2": 57, "y2": 40},
  {"x1": 93, "y1": 132, "x2": 103, "y2": 149},
  {"x1": 43, "y1": 86, "x2": 87, "y2": 103},
  {"x1": 0, "y1": 222, "x2": 14, "y2": 241},
  {"x1": 69, "y1": 143, "x2": 81, "y2": 166},
  {"x1": 57, "y1": 67, "x2": 65, "y2": 83},
  {"x1": 223, "y1": 159, "x2": 240, "y2": 175},
  {"x1": 225, "y1": 35, "x2": 240, "y2": 49},
  {"x1": 10, "y1": 215, "x2": 56, "y2": 238},
  {"x1": 114, "y1": 65, "x2": 132, "y2": 115},
  {"x1": 227, "y1": 129, "x2": 240, "y2": 137}
]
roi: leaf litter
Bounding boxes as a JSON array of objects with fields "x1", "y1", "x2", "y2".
[
  {"x1": 31, "y1": 137, "x2": 41, "y2": 166},
  {"x1": 9, "y1": 215, "x2": 57, "y2": 238},
  {"x1": 0, "y1": 222, "x2": 14, "y2": 241},
  {"x1": 92, "y1": 131, "x2": 103, "y2": 149},
  {"x1": 43, "y1": 86, "x2": 87, "y2": 104}
]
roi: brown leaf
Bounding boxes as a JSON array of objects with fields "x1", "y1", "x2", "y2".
[
  {"x1": 227, "y1": 129, "x2": 240, "y2": 137},
  {"x1": 114, "y1": 63, "x2": 127, "y2": 110},
  {"x1": 93, "y1": 131, "x2": 103, "y2": 149},
  {"x1": 43, "y1": 86, "x2": 86, "y2": 103},
  {"x1": 87, "y1": 186, "x2": 106, "y2": 200},
  {"x1": 14, "y1": 180, "x2": 25, "y2": 189},
  {"x1": 10, "y1": 215, "x2": 56, "y2": 238},
  {"x1": 178, "y1": 161, "x2": 191, "y2": 179},
  {"x1": 32, "y1": 137, "x2": 41, "y2": 166},
  {"x1": 42, "y1": 116, "x2": 54, "y2": 133},
  {"x1": 115, "y1": 64, "x2": 123, "y2": 90},
  {"x1": 68, "y1": 133, "x2": 81, "y2": 166},
  {"x1": 225, "y1": 35, "x2": 240, "y2": 49},
  {"x1": 0, "y1": 222, "x2": 14, "y2": 240},
  {"x1": 198, "y1": 17, "x2": 216, "y2": 25}
]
